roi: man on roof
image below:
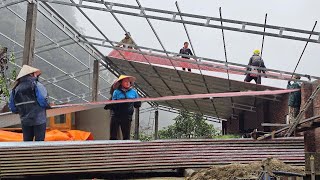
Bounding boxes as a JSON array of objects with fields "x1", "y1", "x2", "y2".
[
  {"x1": 109, "y1": 75, "x2": 141, "y2": 140},
  {"x1": 244, "y1": 49, "x2": 266, "y2": 84},
  {"x1": 287, "y1": 75, "x2": 302, "y2": 124},
  {"x1": 9, "y1": 65, "x2": 51, "y2": 141},
  {"x1": 117, "y1": 32, "x2": 138, "y2": 49},
  {"x1": 179, "y1": 42, "x2": 193, "y2": 72}
]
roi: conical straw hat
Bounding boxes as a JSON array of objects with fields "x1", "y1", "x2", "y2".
[
  {"x1": 112, "y1": 75, "x2": 136, "y2": 89},
  {"x1": 16, "y1": 65, "x2": 41, "y2": 80},
  {"x1": 12, "y1": 65, "x2": 41, "y2": 88}
]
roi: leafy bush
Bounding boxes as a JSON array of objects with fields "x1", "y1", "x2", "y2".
[{"x1": 158, "y1": 110, "x2": 220, "y2": 139}]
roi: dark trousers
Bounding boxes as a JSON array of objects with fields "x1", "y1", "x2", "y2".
[
  {"x1": 110, "y1": 116, "x2": 132, "y2": 140},
  {"x1": 22, "y1": 123, "x2": 46, "y2": 141},
  {"x1": 244, "y1": 74, "x2": 261, "y2": 84}
]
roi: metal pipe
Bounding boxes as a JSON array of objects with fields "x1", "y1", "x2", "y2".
[
  {"x1": 175, "y1": 1, "x2": 196, "y2": 56},
  {"x1": 219, "y1": 7, "x2": 234, "y2": 115},
  {"x1": 0, "y1": 0, "x2": 26, "y2": 10},
  {"x1": 261, "y1": 14, "x2": 267, "y2": 57},
  {"x1": 175, "y1": 1, "x2": 220, "y2": 119},
  {"x1": 80, "y1": 0, "x2": 320, "y2": 36},
  {"x1": 291, "y1": 21, "x2": 317, "y2": 79}
]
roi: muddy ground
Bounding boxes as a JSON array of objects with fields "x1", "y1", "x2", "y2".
[{"x1": 187, "y1": 158, "x2": 304, "y2": 180}]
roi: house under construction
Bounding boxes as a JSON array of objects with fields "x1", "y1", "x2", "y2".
[{"x1": 0, "y1": 0, "x2": 319, "y2": 179}]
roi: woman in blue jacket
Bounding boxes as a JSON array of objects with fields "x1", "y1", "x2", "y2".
[
  {"x1": 9, "y1": 65, "x2": 51, "y2": 141},
  {"x1": 110, "y1": 75, "x2": 141, "y2": 140}
]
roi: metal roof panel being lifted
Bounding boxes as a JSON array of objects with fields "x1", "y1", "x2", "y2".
[
  {"x1": 108, "y1": 50, "x2": 293, "y2": 81},
  {"x1": 107, "y1": 50, "x2": 283, "y2": 120}
]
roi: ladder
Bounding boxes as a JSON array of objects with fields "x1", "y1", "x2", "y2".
[{"x1": 285, "y1": 83, "x2": 320, "y2": 137}]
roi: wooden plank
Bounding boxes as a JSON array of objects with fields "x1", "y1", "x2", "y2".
[{"x1": 261, "y1": 123, "x2": 288, "y2": 127}]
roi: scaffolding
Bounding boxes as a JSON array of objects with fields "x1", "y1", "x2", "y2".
[{"x1": 0, "y1": 0, "x2": 319, "y2": 121}]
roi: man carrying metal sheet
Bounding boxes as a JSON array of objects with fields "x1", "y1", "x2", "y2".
[
  {"x1": 109, "y1": 75, "x2": 141, "y2": 140},
  {"x1": 8, "y1": 65, "x2": 51, "y2": 141},
  {"x1": 287, "y1": 75, "x2": 301, "y2": 124},
  {"x1": 244, "y1": 49, "x2": 266, "y2": 84}
]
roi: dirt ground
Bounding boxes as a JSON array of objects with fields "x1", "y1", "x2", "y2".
[{"x1": 187, "y1": 158, "x2": 305, "y2": 180}]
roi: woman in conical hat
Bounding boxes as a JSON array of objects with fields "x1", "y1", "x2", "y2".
[
  {"x1": 112, "y1": 75, "x2": 136, "y2": 89},
  {"x1": 8, "y1": 65, "x2": 50, "y2": 141},
  {"x1": 12, "y1": 65, "x2": 41, "y2": 88},
  {"x1": 109, "y1": 75, "x2": 141, "y2": 140}
]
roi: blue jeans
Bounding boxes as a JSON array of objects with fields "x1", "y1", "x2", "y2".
[{"x1": 22, "y1": 123, "x2": 46, "y2": 141}]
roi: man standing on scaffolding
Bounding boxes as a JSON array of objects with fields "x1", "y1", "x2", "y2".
[
  {"x1": 287, "y1": 75, "x2": 301, "y2": 124},
  {"x1": 244, "y1": 49, "x2": 266, "y2": 84},
  {"x1": 117, "y1": 32, "x2": 137, "y2": 49},
  {"x1": 179, "y1": 42, "x2": 193, "y2": 72}
]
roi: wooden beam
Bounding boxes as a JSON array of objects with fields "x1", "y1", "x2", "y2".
[
  {"x1": 22, "y1": 1, "x2": 37, "y2": 65},
  {"x1": 261, "y1": 123, "x2": 288, "y2": 127},
  {"x1": 91, "y1": 60, "x2": 99, "y2": 102},
  {"x1": 154, "y1": 110, "x2": 159, "y2": 140},
  {"x1": 134, "y1": 107, "x2": 140, "y2": 140}
]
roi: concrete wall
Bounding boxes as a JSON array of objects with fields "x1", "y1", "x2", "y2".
[
  {"x1": 75, "y1": 108, "x2": 110, "y2": 140},
  {"x1": 225, "y1": 95, "x2": 289, "y2": 135},
  {"x1": 226, "y1": 116, "x2": 239, "y2": 134}
]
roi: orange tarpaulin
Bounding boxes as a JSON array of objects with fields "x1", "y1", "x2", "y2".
[{"x1": 0, "y1": 129, "x2": 93, "y2": 142}]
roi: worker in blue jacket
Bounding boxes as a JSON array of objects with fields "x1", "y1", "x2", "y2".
[
  {"x1": 110, "y1": 75, "x2": 141, "y2": 140},
  {"x1": 9, "y1": 65, "x2": 51, "y2": 141}
]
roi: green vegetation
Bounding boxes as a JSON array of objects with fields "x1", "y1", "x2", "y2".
[
  {"x1": 0, "y1": 47, "x2": 17, "y2": 103},
  {"x1": 214, "y1": 134, "x2": 241, "y2": 139},
  {"x1": 158, "y1": 110, "x2": 220, "y2": 139}
]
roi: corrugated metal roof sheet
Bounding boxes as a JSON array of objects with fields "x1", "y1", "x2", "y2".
[{"x1": 108, "y1": 50, "x2": 282, "y2": 119}]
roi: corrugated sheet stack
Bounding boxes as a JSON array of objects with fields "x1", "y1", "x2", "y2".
[{"x1": 0, "y1": 137, "x2": 304, "y2": 177}]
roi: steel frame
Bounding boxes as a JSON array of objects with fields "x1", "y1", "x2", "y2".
[
  {"x1": 9, "y1": 9, "x2": 109, "y2": 100},
  {"x1": 135, "y1": 0, "x2": 207, "y2": 117},
  {"x1": 1, "y1": 0, "x2": 317, "y2": 120},
  {"x1": 0, "y1": 31, "x2": 93, "y2": 103},
  {"x1": 64, "y1": 0, "x2": 167, "y2": 108},
  {"x1": 0, "y1": 0, "x2": 26, "y2": 10},
  {"x1": 95, "y1": 0, "x2": 187, "y2": 111},
  {"x1": 39, "y1": 0, "x2": 320, "y2": 43},
  {"x1": 38, "y1": 1, "x2": 158, "y2": 107},
  {"x1": 81, "y1": 36, "x2": 319, "y2": 82}
]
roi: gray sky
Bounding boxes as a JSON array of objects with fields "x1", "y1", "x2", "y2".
[{"x1": 70, "y1": 0, "x2": 320, "y2": 129}]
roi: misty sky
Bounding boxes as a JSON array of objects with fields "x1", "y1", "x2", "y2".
[{"x1": 66, "y1": 0, "x2": 320, "y2": 129}]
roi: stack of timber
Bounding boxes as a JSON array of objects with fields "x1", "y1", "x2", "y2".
[{"x1": 0, "y1": 138, "x2": 304, "y2": 177}]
